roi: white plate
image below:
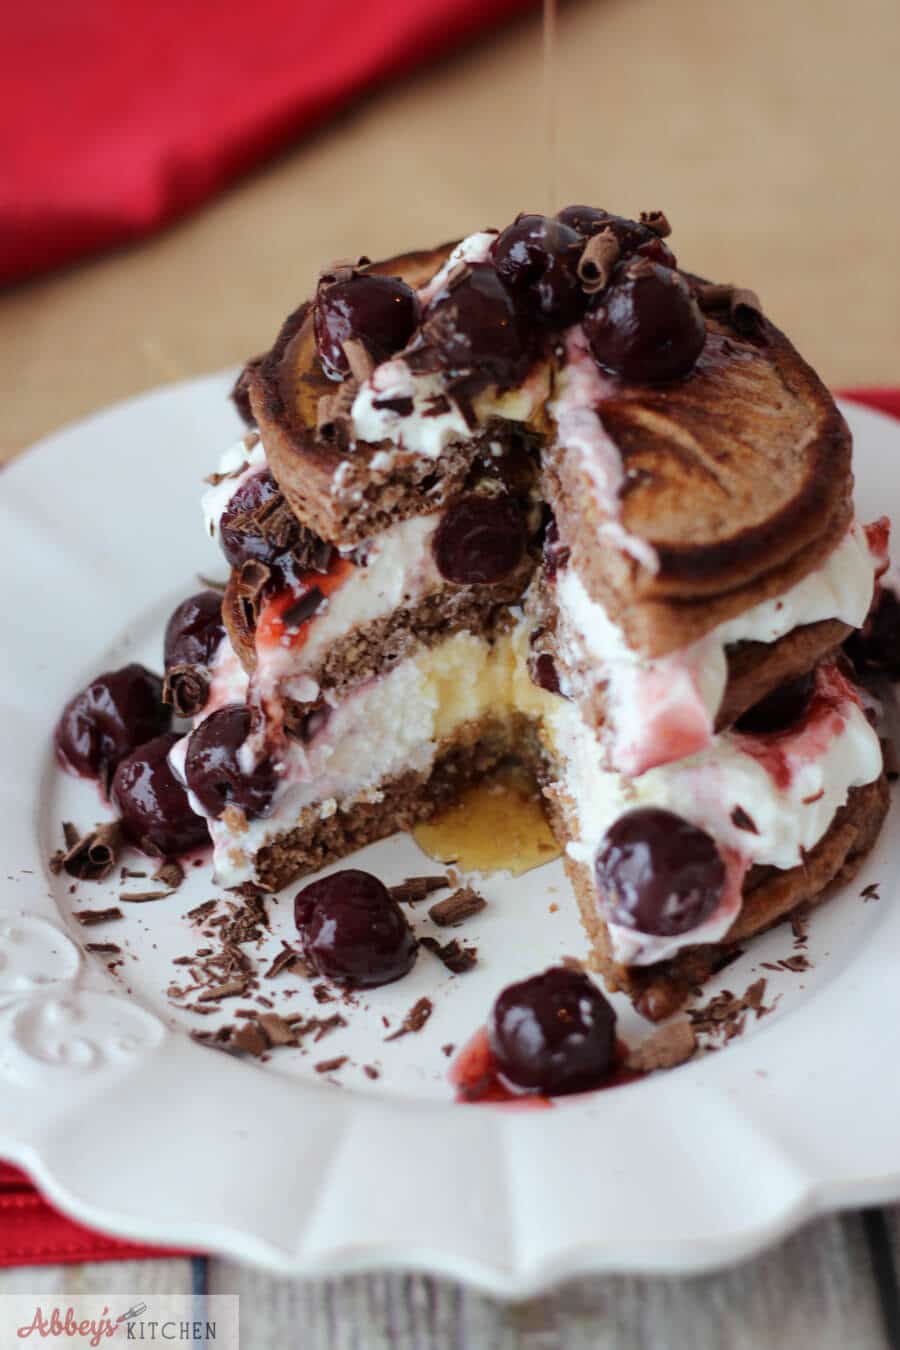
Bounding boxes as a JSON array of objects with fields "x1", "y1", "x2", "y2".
[{"x1": 1, "y1": 379, "x2": 898, "y2": 1296}]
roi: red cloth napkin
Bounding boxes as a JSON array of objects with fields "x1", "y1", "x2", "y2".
[
  {"x1": 2, "y1": 385, "x2": 898, "y2": 1268},
  {"x1": 0, "y1": 0, "x2": 535, "y2": 287}
]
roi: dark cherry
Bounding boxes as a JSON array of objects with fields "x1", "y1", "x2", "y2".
[
  {"x1": 489, "y1": 966, "x2": 617, "y2": 1095},
  {"x1": 735, "y1": 671, "x2": 816, "y2": 735},
  {"x1": 421, "y1": 263, "x2": 529, "y2": 385},
  {"x1": 314, "y1": 273, "x2": 419, "y2": 380},
  {"x1": 555, "y1": 205, "x2": 677, "y2": 268},
  {"x1": 584, "y1": 260, "x2": 706, "y2": 382},
  {"x1": 112, "y1": 732, "x2": 209, "y2": 857},
  {"x1": 184, "y1": 704, "x2": 277, "y2": 820},
  {"x1": 491, "y1": 213, "x2": 586, "y2": 325},
  {"x1": 529, "y1": 652, "x2": 563, "y2": 696},
  {"x1": 164, "y1": 591, "x2": 225, "y2": 670},
  {"x1": 432, "y1": 494, "x2": 526, "y2": 585},
  {"x1": 294, "y1": 869, "x2": 417, "y2": 988},
  {"x1": 595, "y1": 807, "x2": 725, "y2": 936},
  {"x1": 55, "y1": 664, "x2": 170, "y2": 784},
  {"x1": 219, "y1": 469, "x2": 282, "y2": 571},
  {"x1": 845, "y1": 589, "x2": 900, "y2": 679}
]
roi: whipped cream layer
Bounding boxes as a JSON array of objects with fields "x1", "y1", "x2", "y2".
[
  {"x1": 252, "y1": 512, "x2": 446, "y2": 706},
  {"x1": 549, "y1": 326, "x2": 656, "y2": 572},
  {"x1": 556, "y1": 522, "x2": 878, "y2": 777},
  {"x1": 548, "y1": 663, "x2": 883, "y2": 965},
  {"x1": 175, "y1": 629, "x2": 530, "y2": 888}
]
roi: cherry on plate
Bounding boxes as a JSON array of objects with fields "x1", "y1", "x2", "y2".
[
  {"x1": 219, "y1": 469, "x2": 284, "y2": 571},
  {"x1": 489, "y1": 966, "x2": 617, "y2": 1095},
  {"x1": 315, "y1": 273, "x2": 419, "y2": 381},
  {"x1": 55, "y1": 664, "x2": 170, "y2": 784},
  {"x1": 595, "y1": 807, "x2": 725, "y2": 936},
  {"x1": 112, "y1": 732, "x2": 209, "y2": 856},
  {"x1": 432, "y1": 494, "x2": 526, "y2": 585},
  {"x1": 184, "y1": 704, "x2": 277, "y2": 820},
  {"x1": 584, "y1": 259, "x2": 705, "y2": 382},
  {"x1": 294, "y1": 869, "x2": 417, "y2": 987},
  {"x1": 164, "y1": 591, "x2": 225, "y2": 670}
]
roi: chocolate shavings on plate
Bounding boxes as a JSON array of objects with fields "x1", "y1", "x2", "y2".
[
  {"x1": 384, "y1": 997, "x2": 433, "y2": 1041},
  {"x1": 389, "y1": 875, "x2": 448, "y2": 904},
  {"x1": 420, "y1": 937, "x2": 478, "y2": 974},
  {"x1": 72, "y1": 906, "x2": 124, "y2": 927},
  {"x1": 428, "y1": 886, "x2": 486, "y2": 927},
  {"x1": 51, "y1": 821, "x2": 123, "y2": 882}
]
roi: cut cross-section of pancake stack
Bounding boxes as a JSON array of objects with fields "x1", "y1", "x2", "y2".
[{"x1": 169, "y1": 208, "x2": 891, "y2": 1019}]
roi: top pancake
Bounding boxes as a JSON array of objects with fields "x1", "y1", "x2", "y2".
[{"x1": 248, "y1": 242, "x2": 853, "y2": 658}]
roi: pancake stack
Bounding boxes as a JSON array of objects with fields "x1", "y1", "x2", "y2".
[{"x1": 171, "y1": 208, "x2": 890, "y2": 1018}]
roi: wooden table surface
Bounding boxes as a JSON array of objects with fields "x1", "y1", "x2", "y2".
[{"x1": 3, "y1": 0, "x2": 900, "y2": 1343}]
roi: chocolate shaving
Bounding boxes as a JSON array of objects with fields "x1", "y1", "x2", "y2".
[
  {"x1": 85, "y1": 942, "x2": 122, "y2": 955},
  {"x1": 778, "y1": 954, "x2": 811, "y2": 973},
  {"x1": 730, "y1": 805, "x2": 758, "y2": 834},
  {"x1": 282, "y1": 587, "x2": 326, "y2": 630},
  {"x1": 420, "y1": 936, "x2": 478, "y2": 974},
  {"x1": 423, "y1": 393, "x2": 452, "y2": 418},
  {"x1": 384, "y1": 997, "x2": 433, "y2": 1041},
  {"x1": 309, "y1": 1013, "x2": 347, "y2": 1042},
  {"x1": 389, "y1": 875, "x2": 449, "y2": 904},
  {"x1": 119, "y1": 889, "x2": 174, "y2": 903},
  {"x1": 693, "y1": 281, "x2": 764, "y2": 335},
  {"x1": 256, "y1": 1012, "x2": 296, "y2": 1046},
  {"x1": 153, "y1": 859, "x2": 185, "y2": 890},
  {"x1": 639, "y1": 209, "x2": 672, "y2": 238},
  {"x1": 235, "y1": 559, "x2": 272, "y2": 630},
  {"x1": 315, "y1": 1055, "x2": 348, "y2": 1074},
  {"x1": 73, "y1": 907, "x2": 123, "y2": 927},
  {"x1": 626, "y1": 1018, "x2": 696, "y2": 1072},
  {"x1": 204, "y1": 460, "x2": 248, "y2": 488},
  {"x1": 861, "y1": 882, "x2": 881, "y2": 902},
  {"x1": 198, "y1": 979, "x2": 248, "y2": 1003},
  {"x1": 54, "y1": 821, "x2": 123, "y2": 882},
  {"x1": 577, "y1": 227, "x2": 621, "y2": 293},
  {"x1": 163, "y1": 664, "x2": 210, "y2": 718},
  {"x1": 428, "y1": 886, "x2": 486, "y2": 927},
  {"x1": 264, "y1": 943, "x2": 309, "y2": 979},
  {"x1": 187, "y1": 899, "x2": 218, "y2": 923},
  {"x1": 230, "y1": 1021, "x2": 269, "y2": 1057},
  {"x1": 363, "y1": 1064, "x2": 380, "y2": 1080},
  {"x1": 197, "y1": 574, "x2": 229, "y2": 593}
]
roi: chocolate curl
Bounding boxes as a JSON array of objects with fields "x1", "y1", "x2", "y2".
[
  {"x1": 317, "y1": 256, "x2": 372, "y2": 288},
  {"x1": 730, "y1": 287, "x2": 764, "y2": 335},
  {"x1": 52, "y1": 821, "x2": 124, "y2": 882},
  {"x1": 235, "y1": 559, "x2": 271, "y2": 629},
  {"x1": 693, "y1": 281, "x2": 765, "y2": 335},
  {"x1": 577, "y1": 227, "x2": 621, "y2": 294},
  {"x1": 639, "y1": 209, "x2": 672, "y2": 238},
  {"x1": 163, "y1": 663, "x2": 210, "y2": 718}
]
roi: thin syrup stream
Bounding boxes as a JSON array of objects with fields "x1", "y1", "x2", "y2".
[{"x1": 543, "y1": 0, "x2": 558, "y2": 213}]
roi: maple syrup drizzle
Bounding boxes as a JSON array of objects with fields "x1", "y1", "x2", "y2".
[
  {"x1": 412, "y1": 764, "x2": 561, "y2": 876},
  {"x1": 543, "y1": 0, "x2": 558, "y2": 212}
]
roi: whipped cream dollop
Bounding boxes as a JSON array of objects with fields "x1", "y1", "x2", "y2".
[
  {"x1": 201, "y1": 434, "x2": 267, "y2": 544},
  {"x1": 550, "y1": 663, "x2": 883, "y2": 965},
  {"x1": 556, "y1": 522, "x2": 879, "y2": 776}
]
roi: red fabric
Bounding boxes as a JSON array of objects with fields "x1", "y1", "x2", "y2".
[
  {"x1": 2, "y1": 386, "x2": 899, "y2": 1267},
  {"x1": 0, "y1": 0, "x2": 535, "y2": 287}
]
